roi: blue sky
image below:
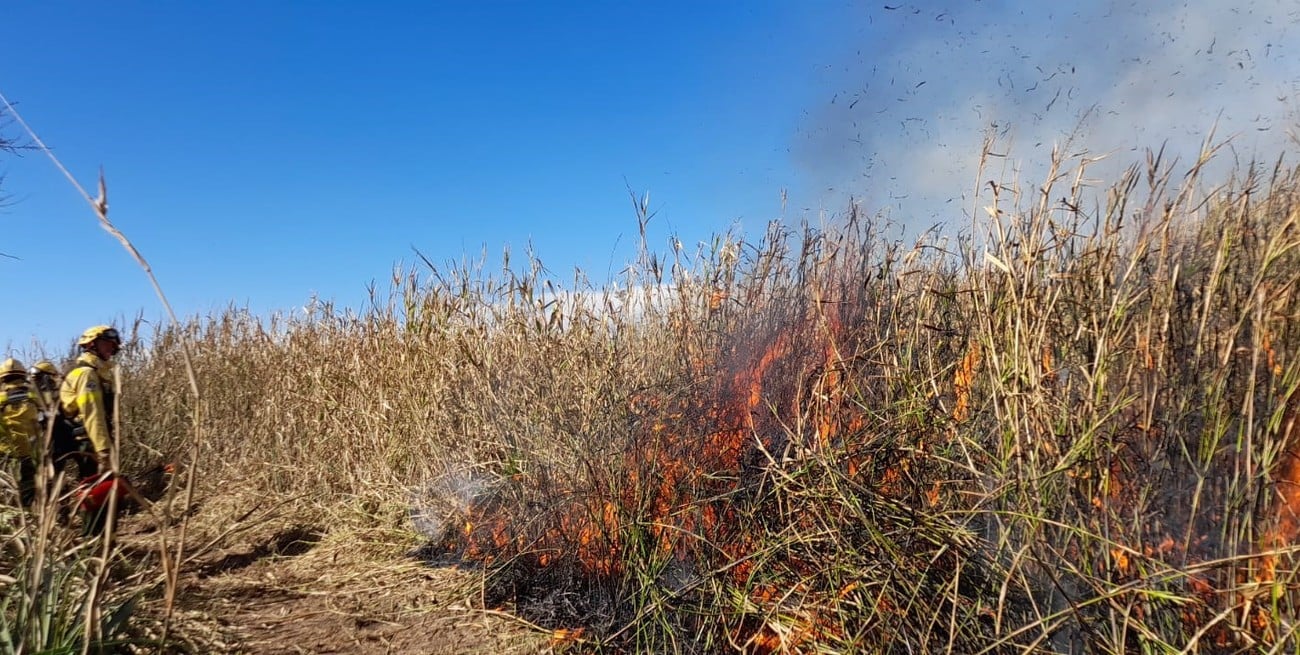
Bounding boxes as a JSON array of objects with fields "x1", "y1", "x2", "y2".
[{"x1": 3, "y1": 1, "x2": 1299, "y2": 354}]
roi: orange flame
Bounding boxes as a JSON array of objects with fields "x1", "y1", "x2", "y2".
[
  {"x1": 953, "y1": 341, "x2": 980, "y2": 422},
  {"x1": 439, "y1": 300, "x2": 934, "y2": 648},
  {"x1": 1259, "y1": 389, "x2": 1300, "y2": 584}
]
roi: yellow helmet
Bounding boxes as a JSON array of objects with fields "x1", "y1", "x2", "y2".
[
  {"x1": 77, "y1": 325, "x2": 121, "y2": 347},
  {"x1": 1, "y1": 357, "x2": 27, "y2": 380},
  {"x1": 30, "y1": 360, "x2": 59, "y2": 377}
]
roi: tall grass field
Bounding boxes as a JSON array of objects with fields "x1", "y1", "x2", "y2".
[{"x1": 7, "y1": 141, "x2": 1300, "y2": 653}]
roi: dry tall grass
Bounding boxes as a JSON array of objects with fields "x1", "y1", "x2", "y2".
[{"x1": 108, "y1": 142, "x2": 1300, "y2": 653}]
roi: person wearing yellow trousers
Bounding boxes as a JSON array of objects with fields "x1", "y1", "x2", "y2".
[
  {"x1": 60, "y1": 326, "x2": 122, "y2": 535},
  {"x1": 59, "y1": 326, "x2": 121, "y2": 478},
  {"x1": 0, "y1": 358, "x2": 40, "y2": 506}
]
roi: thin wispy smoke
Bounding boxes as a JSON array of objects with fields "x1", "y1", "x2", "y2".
[{"x1": 796, "y1": 0, "x2": 1300, "y2": 230}]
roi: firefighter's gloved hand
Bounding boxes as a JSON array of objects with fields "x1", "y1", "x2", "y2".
[{"x1": 95, "y1": 450, "x2": 112, "y2": 472}]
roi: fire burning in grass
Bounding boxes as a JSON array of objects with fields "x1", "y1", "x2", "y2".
[
  {"x1": 435, "y1": 310, "x2": 1300, "y2": 650},
  {"x1": 426, "y1": 283, "x2": 1021, "y2": 651},
  {"x1": 439, "y1": 310, "x2": 844, "y2": 572}
]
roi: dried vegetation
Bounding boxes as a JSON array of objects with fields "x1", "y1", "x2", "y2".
[{"x1": 8, "y1": 140, "x2": 1300, "y2": 653}]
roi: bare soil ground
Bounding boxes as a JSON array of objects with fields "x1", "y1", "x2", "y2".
[{"x1": 114, "y1": 493, "x2": 554, "y2": 654}]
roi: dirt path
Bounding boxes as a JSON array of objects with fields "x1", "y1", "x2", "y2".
[{"x1": 113, "y1": 496, "x2": 552, "y2": 654}]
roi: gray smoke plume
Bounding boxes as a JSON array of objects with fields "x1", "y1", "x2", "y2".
[{"x1": 794, "y1": 0, "x2": 1300, "y2": 230}]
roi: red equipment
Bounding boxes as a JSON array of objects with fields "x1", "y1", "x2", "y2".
[{"x1": 77, "y1": 474, "x2": 127, "y2": 513}]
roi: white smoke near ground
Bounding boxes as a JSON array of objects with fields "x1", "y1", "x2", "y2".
[
  {"x1": 795, "y1": 0, "x2": 1300, "y2": 232},
  {"x1": 409, "y1": 467, "x2": 491, "y2": 541}
]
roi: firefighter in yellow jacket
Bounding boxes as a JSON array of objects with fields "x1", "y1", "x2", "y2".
[
  {"x1": 59, "y1": 325, "x2": 121, "y2": 475},
  {"x1": 1, "y1": 357, "x2": 39, "y2": 505},
  {"x1": 30, "y1": 360, "x2": 61, "y2": 415}
]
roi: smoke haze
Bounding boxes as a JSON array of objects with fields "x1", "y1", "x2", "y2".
[{"x1": 795, "y1": 0, "x2": 1300, "y2": 230}]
